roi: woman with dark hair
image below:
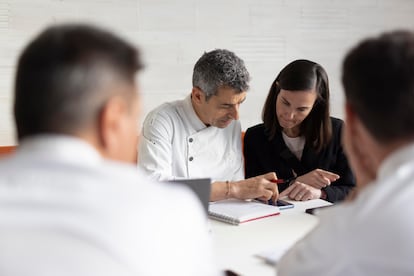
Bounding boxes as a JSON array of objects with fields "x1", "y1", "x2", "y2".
[{"x1": 244, "y1": 59, "x2": 355, "y2": 203}]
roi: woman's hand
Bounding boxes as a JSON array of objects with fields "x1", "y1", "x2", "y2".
[
  {"x1": 296, "y1": 168, "x2": 339, "y2": 189},
  {"x1": 279, "y1": 181, "x2": 322, "y2": 201}
]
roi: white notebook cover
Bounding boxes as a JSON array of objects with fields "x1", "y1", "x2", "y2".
[{"x1": 208, "y1": 199, "x2": 280, "y2": 225}]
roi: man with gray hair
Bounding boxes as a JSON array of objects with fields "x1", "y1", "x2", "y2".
[{"x1": 139, "y1": 49, "x2": 278, "y2": 202}]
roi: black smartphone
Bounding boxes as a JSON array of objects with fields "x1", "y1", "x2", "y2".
[
  {"x1": 275, "y1": 199, "x2": 294, "y2": 210},
  {"x1": 305, "y1": 205, "x2": 333, "y2": 215}
]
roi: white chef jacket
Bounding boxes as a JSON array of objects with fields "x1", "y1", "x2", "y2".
[
  {"x1": 138, "y1": 95, "x2": 244, "y2": 182},
  {"x1": 277, "y1": 142, "x2": 414, "y2": 276},
  {"x1": 0, "y1": 135, "x2": 220, "y2": 276}
]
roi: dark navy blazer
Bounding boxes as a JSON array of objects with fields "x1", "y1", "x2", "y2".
[{"x1": 244, "y1": 117, "x2": 355, "y2": 203}]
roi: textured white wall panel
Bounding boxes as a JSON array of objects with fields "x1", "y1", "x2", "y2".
[{"x1": 0, "y1": 0, "x2": 413, "y2": 144}]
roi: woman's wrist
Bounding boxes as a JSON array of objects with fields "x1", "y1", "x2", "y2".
[
  {"x1": 320, "y1": 189, "x2": 327, "y2": 200},
  {"x1": 287, "y1": 176, "x2": 297, "y2": 186}
]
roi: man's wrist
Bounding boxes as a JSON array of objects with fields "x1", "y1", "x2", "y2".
[
  {"x1": 227, "y1": 181, "x2": 238, "y2": 199},
  {"x1": 225, "y1": 181, "x2": 230, "y2": 199}
]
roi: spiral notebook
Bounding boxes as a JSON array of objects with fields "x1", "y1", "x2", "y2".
[{"x1": 208, "y1": 199, "x2": 280, "y2": 225}]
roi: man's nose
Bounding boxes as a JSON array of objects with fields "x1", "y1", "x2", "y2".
[{"x1": 230, "y1": 105, "x2": 240, "y2": 120}]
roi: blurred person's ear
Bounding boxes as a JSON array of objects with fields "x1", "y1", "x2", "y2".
[
  {"x1": 99, "y1": 92, "x2": 139, "y2": 164},
  {"x1": 343, "y1": 102, "x2": 376, "y2": 189}
]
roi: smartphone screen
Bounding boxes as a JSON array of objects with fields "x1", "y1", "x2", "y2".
[{"x1": 275, "y1": 199, "x2": 294, "y2": 209}]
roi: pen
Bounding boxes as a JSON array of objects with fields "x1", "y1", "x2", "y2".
[
  {"x1": 270, "y1": 179, "x2": 287, "y2": 184},
  {"x1": 271, "y1": 176, "x2": 297, "y2": 185}
]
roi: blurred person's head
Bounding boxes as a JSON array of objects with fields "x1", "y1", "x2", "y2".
[
  {"x1": 14, "y1": 24, "x2": 143, "y2": 163},
  {"x1": 262, "y1": 59, "x2": 331, "y2": 152},
  {"x1": 342, "y1": 30, "x2": 414, "y2": 185},
  {"x1": 191, "y1": 49, "x2": 250, "y2": 128}
]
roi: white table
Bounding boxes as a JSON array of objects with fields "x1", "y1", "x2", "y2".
[{"x1": 210, "y1": 199, "x2": 332, "y2": 276}]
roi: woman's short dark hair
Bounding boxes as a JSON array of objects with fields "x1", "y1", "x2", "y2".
[
  {"x1": 14, "y1": 23, "x2": 143, "y2": 141},
  {"x1": 262, "y1": 59, "x2": 332, "y2": 152}
]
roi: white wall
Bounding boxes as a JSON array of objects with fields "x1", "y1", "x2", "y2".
[{"x1": 1, "y1": 0, "x2": 413, "y2": 145}]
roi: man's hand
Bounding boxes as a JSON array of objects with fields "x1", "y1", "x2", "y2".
[{"x1": 231, "y1": 172, "x2": 279, "y2": 202}]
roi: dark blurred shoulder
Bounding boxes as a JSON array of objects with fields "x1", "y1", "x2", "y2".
[
  {"x1": 330, "y1": 117, "x2": 344, "y2": 131},
  {"x1": 245, "y1": 123, "x2": 265, "y2": 134}
]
